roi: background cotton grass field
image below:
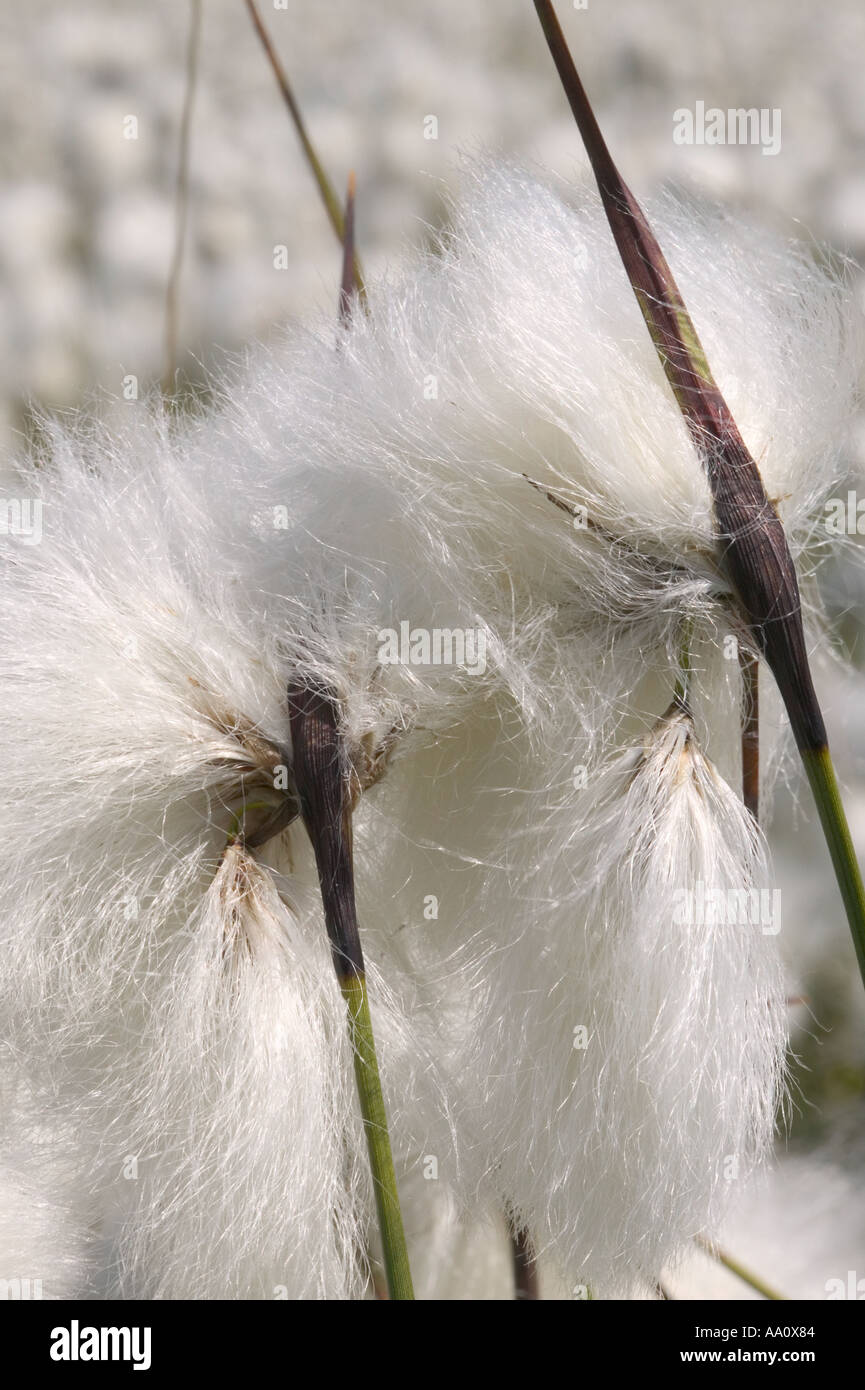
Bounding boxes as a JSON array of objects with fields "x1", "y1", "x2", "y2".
[{"x1": 0, "y1": 0, "x2": 864, "y2": 1304}]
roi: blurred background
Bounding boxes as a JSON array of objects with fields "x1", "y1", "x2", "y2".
[{"x1": 2, "y1": 0, "x2": 864, "y2": 1298}]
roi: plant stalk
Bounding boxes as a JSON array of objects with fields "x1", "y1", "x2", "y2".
[
  {"x1": 801, "y1": 745, "x2": 865, "y2": 984},
  {"x1": 532, "y1": 0, "x2": 865, "y2": 996},
  {"x1": 694, "y1": 1235, "x2": 785, "y2": 1301},
  {"x1": 341, "y1": 972, "x2": 413, "y2": 1300},
  {"x1": 288, "y1": 683, "x2": 413, "y2": 1300},
  {"x1": 244, "y1": 0, "x2": 366, "y2": 302}
]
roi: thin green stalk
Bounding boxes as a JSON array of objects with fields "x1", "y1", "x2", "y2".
[
  {"x1": 694, "y1": 1235, "x2": 785, "y2": 1301},
  {"x1": 320, "y1": 194, "x2": 411, "y2": 1296},
  {"x1": 288, "y1": 683, "x2": 413, "y2": 1300},
  {"x1": 341, "y1": 974, "x2": 413, "y2": 1300},
  {"x1": 244, "y1": 0, "x2": 366, "y2": 302},
  {"x1": 801, "y1": 746, "x2": 865, "y2": 984}
]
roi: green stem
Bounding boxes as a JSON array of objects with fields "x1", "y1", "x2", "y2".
[
  {"x1": 341, "y1": 973, "x2": 414, "y2": 1300},
  {"x1": 288, "y1": 684, "x2": 413, "y2": 1300},
  {"x1": 694, "y1": 1235, "x2": 785, "y2": 1301},
  {"x1": 673, "y1": 617, "x2": 694, "y2": 710},
  {"x1": 800, "y1": 745, "x2": 865, "y2": 989}
]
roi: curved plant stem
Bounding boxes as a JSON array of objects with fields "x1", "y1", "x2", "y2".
[
  {"x1": 341, "y1": 973, "x2": 413, "y2": 1299},
  {"x1": 244, "y1": 0, "x2": 366, "y2": 303},
  {"x1": 800, "y1": 746, "x2": 865, "y2": 984},
  {"x1": 532, "y1": 0, "x2": 865, "y2": 998},
  {"x1": 288, "y1": 684, "x2": 413, "y2": 1300},
  {"x1": 694, "y1": 1234, "x2": 786, "y2": 1301},
  {"x1": 163, "y1": 0, "x2": 202, "y2": 394}
]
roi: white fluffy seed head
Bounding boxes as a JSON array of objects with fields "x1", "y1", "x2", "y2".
[
  {"x1": 415, "y1": 703, "x2": 787, "y2": 1295},
  {"x1": 100, "y1": 844, "x2": 367, "y2": 1298},
  {"x1": 0, "y1": 1098, "x2": 101, "y2": 1300}
]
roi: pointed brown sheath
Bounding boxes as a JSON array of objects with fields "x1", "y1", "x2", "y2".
[
  {"x1": 508, "y1": 1216, "x2": 540, "y2": 1300},
  {"x1": 288, "y1": 684, "x2": 364, "y2": 983},
  {"x1": 533, "y1": 0, "x2": 865, "y2": 985},
  {"x1": 288, "y1": 683, "x2": 414, "y2": 1299},
  {"x1": 339, "y1": 171, "x2": 359, "y2": 329},
  {"x1": 533, "y1": 0, "x2": 820, "y2": 749}
]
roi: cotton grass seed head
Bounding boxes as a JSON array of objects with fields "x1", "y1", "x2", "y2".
[{"x1": 428, "y1": 701, "x2": 787, "y2": 1295}]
